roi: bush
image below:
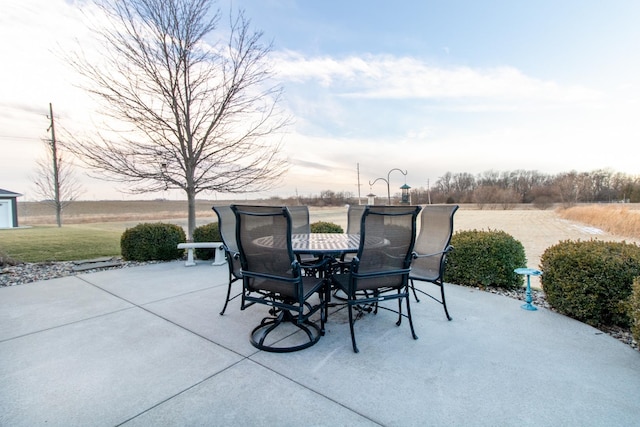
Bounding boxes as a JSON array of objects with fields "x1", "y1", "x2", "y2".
[
  {"x1": 310, "y1": 221, "x2": 343, "y2": 233},
  {"x1": 540, "y1": 240, "x2": 640, "y2": 327},
  {"x1": 0, "y1": 250, "x2": 20, "y2": 267},
  {"x1": 193, "y1": 222, "x2": 222, "y2": 260},
  {"x1": 532, "y1": 195, "x2": 554, "y2": 210},
  {"x1": 630, "y1": 278, "x2": 640, "y2": 344},
  {"x1": 121, "y1": 222, "x2": 186, "y2": 261},
  {"x1": 445, "y1": 229, "x2": 527, "y2": 289}
]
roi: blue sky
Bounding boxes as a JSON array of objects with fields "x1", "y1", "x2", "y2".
[{"x1": 1, "y1": 0, "x2": 639, "y2": 200}]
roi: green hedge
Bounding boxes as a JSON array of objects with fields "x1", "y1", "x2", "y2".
[
  {"x1": 193, "y1": 222, "x2": 222, "y2": 260},
  {"x1": 121, "y1": 222, "x2": 186, "y2": 261},
  {"x1": 310, "y1": 221, "x2": 343, "y2": 233},
  {"x1": 630, "y1": 278, "x2": 640, "y2": 343},
  {"x1": 540, "y1": 240, "x2": 640, "y2": 327},
  {"x1": 445, "y1": 229, "x2": 526, "y2": 289}
]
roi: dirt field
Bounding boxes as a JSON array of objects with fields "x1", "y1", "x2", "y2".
[{"x1": 17, "y1": 201, "x2": 640, "y2": 288}]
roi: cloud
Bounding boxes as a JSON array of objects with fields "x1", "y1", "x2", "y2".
[
  {"x1": 288, "y1": 158, "x2": 336, "y2": 171},
  {"x1": 273, "y1": 52, "x2": 602, "y2": 109}
]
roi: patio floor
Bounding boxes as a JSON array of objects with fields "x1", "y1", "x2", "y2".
[{"x1": 1, "y1": 261, "x2": 639, "y2": 426}]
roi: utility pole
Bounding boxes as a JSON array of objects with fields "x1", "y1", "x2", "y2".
[
  {"x1": 47, "y1": 102, "x2": 62, "y2": 227},
  {"x1": 357, "y1": 163, "x2": 362, "y2": 205}
]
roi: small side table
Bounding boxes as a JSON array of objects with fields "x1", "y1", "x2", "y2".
[{"x1": 514, "y1": 268, "x2": 543, "y2": 311}]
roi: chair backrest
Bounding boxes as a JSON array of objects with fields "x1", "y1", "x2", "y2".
[
  {"x1": 286, "y1": 205, "x2": 311, "y2": 234},
  {"x1": 231, "y1": 205, "x2": 301, "y2": 299},
  {"x1": 346, "y1": 204, "x2": 365, "y2": 234},
  {"x1": 213, "y1": 205, "x2": 239, "y2": 253},
  {"x1": 212, "y1": 205, "x2": 242, "y2": 278},
  {"x1": 354, "y1": 205, "x2": 421, "y2": 289},
  {"x1": 412, "y1": 205, "x2": 459, "y2": 277}
]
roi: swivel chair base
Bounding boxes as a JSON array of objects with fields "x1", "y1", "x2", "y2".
[{"x1": 250, "y1": 310, "x2": 323, "y2": 353}]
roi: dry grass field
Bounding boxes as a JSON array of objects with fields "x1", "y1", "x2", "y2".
[
  {"x1": 17, "y1": 200, "x2": 224, "y2": 225},
  {"x1": 557, "y1": 204, "x2": 640, "y2": 238}
]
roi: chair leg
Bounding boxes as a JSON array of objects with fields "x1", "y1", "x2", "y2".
[
  {"x1": 319, "y1": 285, "x2": 327, "y2": 335},
  {"x1": 411, "y1": 279, "x2": 453, "y2": 321},
  {"x1": 395, "y1": 292, "x2": 403, "y2": 326},
  {"x1": 440, "y1": 283, "x2": 452, "y2": 321},
  {"x1": 347, "y1": 303, "x2": 359, "y2": 353},
  {"x1": 410, "y1": 279, "x2": 421, "y2": 303},
  {"x1": 219, "y1": 275, "x2": 234, "y2": 315},
  {"x1": 405, "y1": 293, "x2": 418, "y2": 340},
  {"x1": 324, "y1": 282, "x2": 331, "y2": 322}
]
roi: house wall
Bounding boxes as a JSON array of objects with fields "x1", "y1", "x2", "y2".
[
  {"x1": 0, "y1": 200, "x2": 11, "y2": 227},
  {"x1": 0, "y1": 198, "x2": 18, "y2": 228}
]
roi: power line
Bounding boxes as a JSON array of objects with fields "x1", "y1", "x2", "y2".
[{"x1": 0, "y1": 135, "x2": 43, "y2": 141}]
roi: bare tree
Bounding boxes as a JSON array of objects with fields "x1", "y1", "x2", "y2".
[
  {"x1": 32, "y1": 139, "x2": 84, "y2": 227},
  {"x1": 472, "y1": 185, "x2": 498, "y2": 209},
  {"x1": 553, "y1": 171, "x2": 585, "y2": 208},
  {"x1": 64, "y1": 0, "x2": 289, "y2": 238},
  {"x1": 32, "y1": 103, "x2": 83, "y2": 227}
]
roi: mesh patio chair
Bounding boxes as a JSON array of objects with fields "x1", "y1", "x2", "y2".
[
  {"x1": 409, "y1": 205, "x2": 459, "y2": 320},
  {"x1": 330, "y1": 205, "x2": 421, "y2": 353},
  {"x1": 232, "y1": 205, "x2": 329, "y2": 352},
  {"x1": 287, "y1": 205, "x2": 311, "y2": 234},
  {"x1": 346, "y1": 204, "x2": 366, "y2": 234},
  {"x1": 336, "y1": 204, "x2": 366, "y2": 273},
  {"x1": 212, "y1": 205, "x2": 243, "y2": 315},
  {"x1": 287, "y1": 205, "x2": 321, "y2": 274}
]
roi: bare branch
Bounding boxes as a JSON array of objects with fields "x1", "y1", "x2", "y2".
[
  {"x1": 32, "y1": 141, "x2": 85, "y2": 226},
  {"x1": 61, "y1": 0, "x2": 290, "y2": 237}
]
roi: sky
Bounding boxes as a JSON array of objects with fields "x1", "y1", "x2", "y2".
[{"x1": 1, "y1": 0, "x2": 640, "y2": 201}]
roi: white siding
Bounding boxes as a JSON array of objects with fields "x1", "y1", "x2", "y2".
[{"x1": 0, "y1": 200, "x2": 12, "y2": 227}]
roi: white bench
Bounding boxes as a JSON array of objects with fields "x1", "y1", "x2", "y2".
[{"x1": 177, "y1": 242, "x2": 226, "y2": 267}]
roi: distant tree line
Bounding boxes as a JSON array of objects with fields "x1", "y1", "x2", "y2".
[
  {"x1": 425, "y1": 169, "x2": 639, "y2": 208},
  {"x1": 270, "y1": 169, "x2": 640, "y2": 208}
]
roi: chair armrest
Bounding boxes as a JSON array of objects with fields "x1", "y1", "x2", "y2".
[
  {"x1": 333, "y1": 255, "x2": 359, "y2": 274},
  {"x1": 352, "y1": 267, "x2": 411, "y2": 280},
  {"x1": 413, "y1": 251, "x2": 444, "y2": 259},
  {"x1": 412, "y1": 245, "x2": 453, "y2": 259},
  {"x1": 294, "y1": 256, "x2": 333, "y2": 270},
  {"x1": 243, "y1": 269, "x2": 300, "y2": 283},
  {"x1": 221, "y1": 245, "x2": 240, "y2": 258}
]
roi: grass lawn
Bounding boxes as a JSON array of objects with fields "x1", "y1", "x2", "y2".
[
  {"x1": 4, "y1": 203, "x2": 345, "y2": 264},
  {"x1": 1, "y1": 224, "x2": 123, "y2": 263}
]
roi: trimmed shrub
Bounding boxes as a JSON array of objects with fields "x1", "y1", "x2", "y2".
[
  {"x1": 121, "y1": 222, "x2": 186, "y2": 261},
  {"x1": 193, "y1": 222, "x2": 222, "y2": 260},
  {"x1": 540, "y1": 240, "x2": 640, "y2": 327},
  {"x1": 631, "y1": 278, "x2": 640, "y2": 343},
  {"x1": 445, "y1": 229, "x2": 526, "y2": 289},
  {"x1": 310, "y1": 221, "x2": 343, "y2": 233}
]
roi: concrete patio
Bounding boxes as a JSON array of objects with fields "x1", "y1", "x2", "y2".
[{"x1": 1, "y1": 261, "x2": 639, "y2": 426}]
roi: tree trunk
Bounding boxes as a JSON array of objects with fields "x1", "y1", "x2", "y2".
[
  {"x1": 187, "y1": 188, "x2": 196, "y2": 241},
  {"x1": 50, "y1": 103, "x2": 62, "y2": 228}
]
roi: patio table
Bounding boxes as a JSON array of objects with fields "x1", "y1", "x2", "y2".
[{"x1": 291, "y1": 233, "x2": 360, "y2": 257}]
